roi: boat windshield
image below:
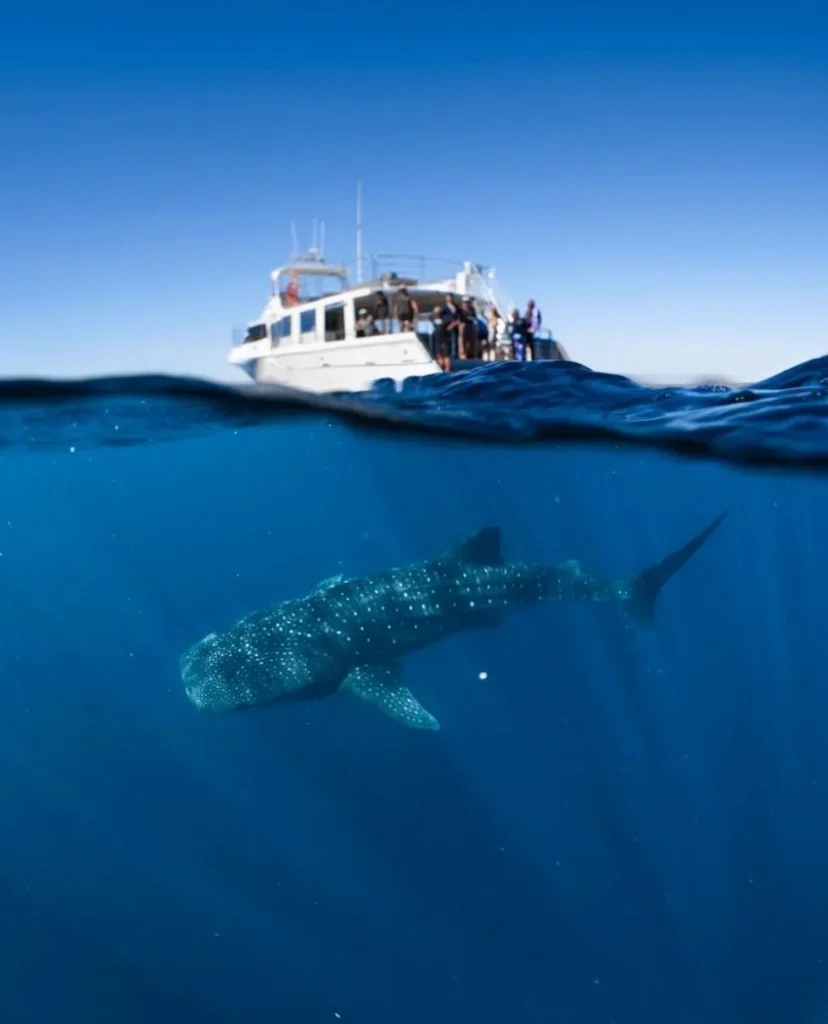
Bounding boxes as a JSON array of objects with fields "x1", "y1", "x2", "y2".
[{"x1": 276, "y1": 267, "x2": 349, "y2": 306}]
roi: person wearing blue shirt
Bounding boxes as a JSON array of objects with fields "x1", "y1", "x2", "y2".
[{"x1": 508, "y1": 308, "x2": 529, "y2": 360}]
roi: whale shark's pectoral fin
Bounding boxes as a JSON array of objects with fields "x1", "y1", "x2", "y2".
[
  {"x1": 343, "y1": 663, "x2": 440, "y2": 731},
  {"x1": 445, "y1": 526, "x2": 504, "y2": 567}
]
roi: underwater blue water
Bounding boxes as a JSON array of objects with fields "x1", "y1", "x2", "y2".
[{"x1": 2, "y1": 359, "x2": 828, "y2": 1023}]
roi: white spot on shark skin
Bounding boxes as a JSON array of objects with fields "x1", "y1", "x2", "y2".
[{"x1": 478, "y1": 671, "x2": 488, "y2": 680}]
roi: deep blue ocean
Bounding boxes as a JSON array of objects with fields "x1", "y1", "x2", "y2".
[{"x1": 2, "y1": 357, "x2": 828, "y2": 1024}]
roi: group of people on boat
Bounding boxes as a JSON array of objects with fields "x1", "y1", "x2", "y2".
[
  {"x1": 355, "y1": 290, "x2": 547, "y2": 369},
  {"x1": 279, "y1": 266, "x2": 554, "y2": 368},
  {"x1": 355, "y1": 288, "x2": 422, "y2": 337}
]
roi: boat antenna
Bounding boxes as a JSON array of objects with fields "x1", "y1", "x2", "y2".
[
  {"x1": 319, "y1": 220, "x2": 325, "y2": 259},
  {"x1": 356, "y1": 180, "x2": 364, "y2": 284},
  {"x1": 290, "y1": 220, "x2": 299, "y2": 258}
]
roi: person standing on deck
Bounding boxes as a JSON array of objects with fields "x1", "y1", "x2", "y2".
[
  {"x1": 394, "y1": 288, "x2": 419, "y2": 332},
  {"x1": 430, "y1": 305, "x2": 451, "y2": 371},
  {"x1": 355, "y1": 308, "x2": 374, "y2": 337},
  {"x1": 443, "y1": 294, "x2": 461, "y2": 360},
  {"x1": 525, "y1": 299, "x2": 541, "y2": 360},
  {"x1": 372, "y1": 290, "x2": 390, "y2": 333},
  {"x1": 459, "y1": 297, "x2": 481, "y2": 360},
  {"x1": 486, "y1": 306, "x2": 501, "y2": 361},
  {"x1": 284, "y1": 273, "x2": 300, "y2": 306},
  {"x1": 509, "y1": 308, "x2": 529, "y2": 360}
]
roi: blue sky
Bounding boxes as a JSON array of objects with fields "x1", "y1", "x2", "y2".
[{"x1": 1, "y1": 1, "x2": 825, "y2": 383}]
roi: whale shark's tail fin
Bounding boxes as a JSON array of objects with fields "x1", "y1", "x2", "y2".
[{"x1": 627, "y1": 511, "x2": 727, "y2": 625}]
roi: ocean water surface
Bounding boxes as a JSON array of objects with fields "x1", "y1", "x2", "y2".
[{"x1": 2, "y1": 358, "x2": 828, "y2": 1024}]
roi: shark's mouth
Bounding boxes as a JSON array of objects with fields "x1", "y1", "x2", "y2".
[
  {"x1": 179, "y1": 633, "x2": 225, "y2": 711},
  {"x1": 180, "y1": 659, "x2": 205, "y2": 708},
  {"x1": 179, "y1": 631, "x2": 266, "y2": 713}
]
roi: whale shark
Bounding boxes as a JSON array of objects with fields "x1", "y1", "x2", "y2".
[{"x1": 180, "y1": 513, "x2": 726, "y2": 730}]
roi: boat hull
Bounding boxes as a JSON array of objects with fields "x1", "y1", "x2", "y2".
[{"x1": 230, "y1": 331, "x2": 442, "y2": 394}]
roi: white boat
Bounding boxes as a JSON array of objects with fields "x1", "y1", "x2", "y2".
[{"x1": 228, "y1": 190, "x2": 565, "y2": 394}]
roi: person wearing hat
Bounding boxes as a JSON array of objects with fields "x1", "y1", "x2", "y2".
[{"x1": 355, "y1": 307, "x2": 374, "y2": 337}]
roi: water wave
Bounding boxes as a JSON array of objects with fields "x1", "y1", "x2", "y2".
[{"x1": 1, "y1": 356, "x2": 827, "y2": 468}]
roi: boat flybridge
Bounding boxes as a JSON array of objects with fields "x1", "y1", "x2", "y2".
[{"x1": 228, "y1": 248, "x2": 520, "y2": 394}]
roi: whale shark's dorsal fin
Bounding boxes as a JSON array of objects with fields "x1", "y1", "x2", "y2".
[
  {"x1": 445, "y1": 526, "x2": 504, "y2": 567},
  {"x1": 343, "y1": 663, "x2": 440, "y2": 731},
  {"x1": 311, "y1": 573, "x2": 348, "y2": 594}
]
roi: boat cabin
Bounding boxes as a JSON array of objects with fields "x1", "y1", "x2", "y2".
[
  {"x1": 237, "y1": 254, "x2": 497, "y2": 352},
  {"x1": 229, "y1": 250, "x2": 565, "y2": 393}
]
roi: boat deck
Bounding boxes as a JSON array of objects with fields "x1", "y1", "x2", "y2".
[{"x1": 447, "y1": 340, "x2": 566, "y2": 372}]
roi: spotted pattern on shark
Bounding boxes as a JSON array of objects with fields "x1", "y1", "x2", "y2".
[{"x1": 180, "y1": 514, "x2": 726, "y2": 729}]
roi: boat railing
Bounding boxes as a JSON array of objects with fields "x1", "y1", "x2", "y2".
[
  {"x1": 267, "y1": 255, "x2": 463, "y2": 307},
  {"x1": 358, "y1": 258, "x2": 522, "y2": 326},
  {"x1": 363, "y1": 253, "x2": 473, "y2": 285},
  {"x1": 232, "y1": 324, "x2": 269, "y2": 346},
  {"x1": 468, "y1": 265, "x2": 516, "y2": 319}
]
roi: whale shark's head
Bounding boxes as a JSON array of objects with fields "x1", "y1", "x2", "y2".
[
  {"x1": 179, "y1": 631, "x2": 254, "y2": 712},
  {"x1": 180, "y1": 618, "x2": 340, "y2": 712},
  {"x1": 179, "y1": 628, "x2": 293, "y2": 712}
]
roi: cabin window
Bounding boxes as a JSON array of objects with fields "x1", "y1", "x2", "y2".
[
  {"x1": 270, "y1": 317, "x2": 292, "y2": 344},
  {"x1": 245, "y1": 323, "x2": 267, "y2": 343},
  {"x1": 324, "y1": 302, "x2": 346, "y2": 342},
  {"x1": 299, "y1": 309, "x2": 317, "y2": 336}
]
